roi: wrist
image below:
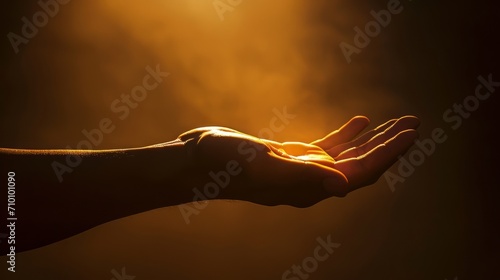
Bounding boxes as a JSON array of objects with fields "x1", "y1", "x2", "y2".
[{"x1": 127, "y1": 138, "x2": 201, "y2": 207}]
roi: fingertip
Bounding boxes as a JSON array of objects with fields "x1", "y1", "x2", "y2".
[
  {"x1": 352, "y1": 115, "x2": 370, "y2": 124},
  {"x1": 399, "y1": 115, "x2": 420, "y2": 128},
  {"x1": 343, "y1": 116, "x2": 370, "y2": 132}
]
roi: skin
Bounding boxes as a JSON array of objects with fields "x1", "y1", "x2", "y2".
[{"x1": 0, "y1": 115, "x2": 419, "y2": 254}]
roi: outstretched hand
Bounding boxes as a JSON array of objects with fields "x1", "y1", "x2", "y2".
[
  {"x1": 0, "y1": 115, "x2": 420, "y2": 253},
  {"x1": 178, "y1": 116, "x2": 419, "y2": 207}
]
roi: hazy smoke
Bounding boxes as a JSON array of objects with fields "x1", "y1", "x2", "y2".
[{"x1": 3, "y1": 0, "x2": 407, "y2": 148}]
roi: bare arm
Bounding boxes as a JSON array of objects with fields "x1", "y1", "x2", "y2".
[
  {"x1": 0, "y1": 139, "x2": 197, "y2": 253},
  {"x1": 0, "y1": 115, "x2": 419, "y2": 254}
]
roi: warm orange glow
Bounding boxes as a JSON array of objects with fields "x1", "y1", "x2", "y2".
[
  {"x1": 16, "y1": 0, "x2": 407, "y2": 149},
  {"x1": 1, "y1": 1, "x2": 434, "y2": 279}
]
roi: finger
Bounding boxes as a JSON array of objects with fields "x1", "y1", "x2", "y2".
[
  {"x1": 311, "y1": 116, "x2": 370, "y2": 150},
  {"x1": 326, "y1": 118, "x2": 397, "y2": 157},
  {"x1": 333, "y1": 129, "x2": 418, "y2": 190},
  {"x1": 334, "y1": 116, "x2": 420, "y2": 161}
]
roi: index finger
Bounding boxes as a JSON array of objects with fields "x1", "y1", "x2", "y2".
[{"x1": 311, "y1": 116, "x2": 370, "y2": 150}]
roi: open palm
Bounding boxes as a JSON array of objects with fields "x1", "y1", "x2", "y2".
[{"x1": 178, "y1": 116, "x2": 419, "y2": 207}]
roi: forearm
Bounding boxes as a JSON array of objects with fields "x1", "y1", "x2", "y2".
[{"x1": 0, "y1": 139, "x2": 198, "y2": 253}]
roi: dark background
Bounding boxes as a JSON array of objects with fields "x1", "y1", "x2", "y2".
[{"x1": 1, "y1": 0, "x2": 498, "y2": 279}]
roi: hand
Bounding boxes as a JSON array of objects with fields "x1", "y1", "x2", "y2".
[
  {"x1": 178, "y1": 116, "x2": 419, "y2": 207},
  {"x1": 0, "y1": 115, "x2": 419, "y2": 253}
]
